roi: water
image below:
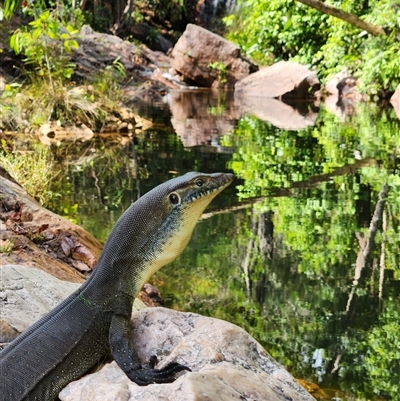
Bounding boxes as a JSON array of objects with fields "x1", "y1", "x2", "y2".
[{"x1": 46, "y1": 92, "x2": 400, "y2": 400}]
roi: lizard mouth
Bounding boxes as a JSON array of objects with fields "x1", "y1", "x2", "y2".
[{"x1": 189, "y1": 173, "x2": 233, "y2": 203}]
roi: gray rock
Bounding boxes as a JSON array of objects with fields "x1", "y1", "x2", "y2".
[
  {"x1": 0, "y1": 265, "x2": 79, "y2": 341},
  {"x1": 0, "y1": 265, "x2": 146, "y2": 344},
  {"x1": 1, "y1": 264, "x2": 314, "y2": 400},
  {"x1": 60, "y1": 307, "x2": 315, "y2": 401},
  {"x1": 72, "y1": 25, "x2": 156, "y2": 81}
]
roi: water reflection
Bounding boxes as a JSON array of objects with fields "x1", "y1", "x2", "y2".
[
  {"x1": 46, "y1": 93, "x2": 400, "y2": 401},
  {"x1": 235, "y1": 96, "x2": 319, "y2": 129},
  {"x1": 167, "y1": 90, "x2": 238, "y2": 147}
]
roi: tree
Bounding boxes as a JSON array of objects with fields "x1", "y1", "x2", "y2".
[{"x1": 224, "y1": 0, "x2": 400, "y2": 95}]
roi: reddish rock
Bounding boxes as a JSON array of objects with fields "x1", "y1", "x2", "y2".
[
  {"x1": 0, "y1": 175, "x2": 99, "y2": 282},
  {"x1": 171, "y1": 24, "x2": 258, "y2": 89},
  {"x1": 235, "y1": 61, "x2": 320, "y2": 100}
]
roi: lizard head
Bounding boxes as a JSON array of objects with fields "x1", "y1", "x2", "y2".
[
  {"x1": 98, "y1": 172, "x2": 234, "y2": 293},
  {"x1": 139, "y1": 172, "x2": 234, "y2": 280}
]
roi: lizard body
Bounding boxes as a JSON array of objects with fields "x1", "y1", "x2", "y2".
[{"x1": 0, "y1": 172, "x2": 233, "y2": 400}]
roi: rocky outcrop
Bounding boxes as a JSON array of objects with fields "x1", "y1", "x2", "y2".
[
  {"x1": 0, "y1": 265, "x2": 147, "y2": 345},
  {"x1": 72, "y1": 26, "x2": 149, "y2": 80},
  {"x1": 0, "y1": 174, "x2": 101, "y2": 281},
  {"x1": 0, "y1": 264, "x2": 314, "y2": 401},
  {"x1": 0, "y1": 265, "x2": 80, "y2": 343},
  {"x1": 171, "y1": 24, "x2": 258, "y2": 89},
  {"x1": 59, "y1": 307, "x2": 315, "y2": 401},
  {"x1": 0, "y1": 174, "x2": 166, "y2": 308},
  {"x1": 233, "y1": 61, "x2": 320, "y2": 129},
  {"x1": 72, "y1": 25, "x2": 176, "y2": 85},
  {"x1": 235, "y1": 61, "x2": 320, "y2": 100}
]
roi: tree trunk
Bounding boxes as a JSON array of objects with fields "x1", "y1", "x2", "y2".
[{"x1": 296, "y1": 0, "x2": 386, "y2": 36}]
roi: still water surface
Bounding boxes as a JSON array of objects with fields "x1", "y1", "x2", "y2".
[{"x1": 48, "y1": 91, "x2": 400, "y2": 400}]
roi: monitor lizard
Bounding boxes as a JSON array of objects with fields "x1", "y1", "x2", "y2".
[{"x1": 0, "y1": 171, "x2": 233, "y2": 400}]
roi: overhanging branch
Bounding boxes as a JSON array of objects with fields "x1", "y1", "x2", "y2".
[{"x1": 296, "y1": 0, "x2": 386, "y2": 36}]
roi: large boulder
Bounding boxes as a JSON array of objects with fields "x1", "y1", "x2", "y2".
[
  {"x1": 72, "y1": 26, "x2": 149, "y2": 80},
  {"x1": 60, "y1": 307, "x2": 315, "y2": 401},
  {"x1": 72, "y1": 25, "x2": 174, "y2": 84},
  {"x1": 1, "y1": 265, "x2": 315, "y2": 401},
  {"x1": 0, "y1": 265, "x2": 146, "y2": 344},
  {"x1": 235, "y1": 61, "x2": 320, "y2": 100},
  {"x1": 171, "y1": 24, "x2": 258, "y2": 89}
]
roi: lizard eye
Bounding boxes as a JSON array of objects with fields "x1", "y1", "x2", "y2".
[
  {"x1": 169, "y1": 192, "x2": 181, "y2": 205},
  {"x1": 194, "y1": 178, "x2": 204, "y2": 187}
]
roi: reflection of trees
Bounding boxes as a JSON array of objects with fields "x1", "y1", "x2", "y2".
[
  {"x1": 228, "y1": 180, "x2": 398, "y2": 399},
  {"x1": 346, "y1": 184, "x2": 389, "y2": 315},
  {"x1": 226, "y1": 105, "x2": 400, "y2": 399},
  {"x1": 48, "y1": 129, "x2": 235, "y2": 240},
  {"x1": 241, "y1": 210, "x2": 274, "y2": 301},
  {"x1": 41, "y1": 103, "x2": 399, "y2": 399}
]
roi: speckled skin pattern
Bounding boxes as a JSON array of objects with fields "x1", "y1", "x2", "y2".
[{"x1": 0, "y1": 172, "x2": 234, "y2": 401}]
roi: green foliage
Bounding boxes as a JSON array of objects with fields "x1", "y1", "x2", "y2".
[
  {"x1": 364, "y1": 300, "x2": 400, "y2": 398},
  {"x1": 0, "y1": 56, "x2": 127, "y2": 130},
  {"x1": 224, "y1": 0, "x2": 400, "y2": 95},
  {"x1": 2, "y1": 0, "x2": 86, "y2": 22},
  {"x1": 0, "y1": 80, "x2": 104, "y2": 130},
  {"x1": 143, "y1": 0, "x2": 187, "y2": 24},
  {"x1": 88, "y1": 57, "x2": 126, "y2": 109},
  {"x1": 224, "y1": 0, "x2": 328, "y2": 64},
  {"x1": 226, "y1": 104, "x2": 400, "y2": 199},
  {"x1": 10, "y1": 10, "x2": 79, "y2": 84},
  {"x1": 0, "y1": 139, "x2": 55, "y2": 205},
  {"x1": 0, "y1": 239, "x2": 14, "y2": 253},
  {"x1": 208, "y1": 61, "x2": 228, "y2": 84},
  {"x1": 104, "y1": 56, "x2": 127, "y2": 79},
  {"x1": 2, "y1": 0, "x2": 23, "y2": 19}
]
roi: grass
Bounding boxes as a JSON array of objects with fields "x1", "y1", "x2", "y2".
[
  {"x1": 0, "y1": 239, "x2": 14, "y2": 253},
  {"x1": 0, "y1": 79, "x2": 101, "y2": 131},
  {"x1": 0, "y1": 65, "x2": 125, "y2": 133},
  {"x1": 0, "y1": 139, "x2": 55, "y2": 206}
]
